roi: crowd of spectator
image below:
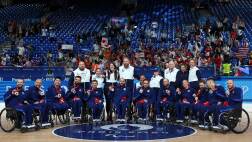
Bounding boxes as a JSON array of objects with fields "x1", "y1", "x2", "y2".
[{"x1": 0, "y1": 6, "x2": 252, "y2": 77}]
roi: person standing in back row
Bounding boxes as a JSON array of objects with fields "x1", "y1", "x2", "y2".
[
  {"x1": 164, "y1": 60, "x2": 179, "y2": 88},
  {"x1": 188, "y1": 59, "x2": 201, "y2": 90},
  {"x1": 69, "y1": 61, "x2": 91, "y2": 90}
]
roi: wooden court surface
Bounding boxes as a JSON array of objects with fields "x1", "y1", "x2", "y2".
[{"x1": 0, "y1": 113, "x2": 251, "y2": 142}]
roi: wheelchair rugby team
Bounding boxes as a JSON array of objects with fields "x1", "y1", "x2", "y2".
[{"x1": 0, "y1": 58, "x2": 249, "y2": 133}]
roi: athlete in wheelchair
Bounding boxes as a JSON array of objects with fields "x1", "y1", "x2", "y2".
[
  {"x1": 175, "y1": 80, "x2": 197, "y2": 124},
  {"x1": 66, "y1": 76, "x2": 85, "y2": 122},
  {"x1": 133, "y1": 79, "x2": 153, "y2": 123},
  {"x1": 199, "y1": 79, "x2": 250, "y2": 133},
  {"x1": 156, "y1": 79, "x2": 176, "y2": 122},
  {"x1": 0, "y1": 79, "x2": 40, "y2": 132},
  {"x1": 26, "y1": 79, "x2": 53, "y2": 128},
  {"x1": 86, "y1": 80, "x2": 105, "y2": 123},
  {"x1": 109, "y1": 78, "x2": 130, "y2": 123},
  {"x1": 46, "y1": 77, "x2": 71, "y2": 125}
]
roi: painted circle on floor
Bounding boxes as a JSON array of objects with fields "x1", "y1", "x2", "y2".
[{"x1": 53, "y1": 123, "x2": 196, "y2": 141}]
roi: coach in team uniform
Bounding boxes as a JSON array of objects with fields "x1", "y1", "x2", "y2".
[
  {"x1": 164, "y1": 60, "x2": 179, "y2": 88},
  {"x1": 149, "y1": 68, "x2": 163, "y2": 119},
  {"x1": 91, "y1": 68, "x2": 105, "y2": 89},
  {"x1": 69, "y1": 61, "x2": 91, "y2": 90},
  {"x1": 26, "y1": 79, "x2": 51, "y2": 126},
  {"x1": 188, "y1": 59, "x2": 201, "y2": 90}
]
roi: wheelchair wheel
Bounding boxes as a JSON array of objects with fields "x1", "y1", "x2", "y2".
[
  {"x1": 230, "y1": 109, "x2": 250, "y2": 134},
  {"x1": 58, "y1": 110, "x2": 71, "y2": 124},
  {"x1": 0, "y1": 108, "x2": 18, "y2": 132}
]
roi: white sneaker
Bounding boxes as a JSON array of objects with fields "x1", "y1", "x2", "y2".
[
  {"x1": 157, "y1": 118, "x2": 164, "y2": 121},
  {"x1": 72, "y1": 116, "x2": 81, "y2": 120},
  {"x1": 212, "y1": 125, "x2": 222, "y2": 130},
  {"x1": 24, "y1": 124, "x2": 35, "y2": 129},
  {"x1": 93, "y1": 119, "x2": 100, "y2": 122},
  {"x1": 41, "y1": 123, "x2": 51, "y2": 127},
  {"x1": 190, "y1": 120, "x2": 198, "y2": 124},
  {"x1": 176, "y1": 120, "x2": 183, "y2": 123},
  {"x1": 222, "y1": 125, "x2": 229, "y2": 131},
  {"x1": 199, "y1": 124, "x2": 205, "y2": 129},
  {"x1": 199, "y1": 124, "x2": 209, "y2": 129}
]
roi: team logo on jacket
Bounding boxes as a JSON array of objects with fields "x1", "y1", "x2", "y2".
[
  {"x1": 166, "y1": 90, "x2": 170, "y2": 94},
  {"x1": 53, "y1": 123, "x2": 196, "y2": 140}
]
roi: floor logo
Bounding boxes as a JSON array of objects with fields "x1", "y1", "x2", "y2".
[{"x1": 53, "y1": 123, "x2": 196, "y2": 141}]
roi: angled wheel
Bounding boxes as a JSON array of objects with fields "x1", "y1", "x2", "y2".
[
  {"x1": 230, "y1": 109, "x2": 250, "y2": 134},
  {"x1": 0, "y1": 108, "x2": 18, "y2": 132}
]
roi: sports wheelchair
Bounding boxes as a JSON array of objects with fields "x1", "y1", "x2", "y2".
[
  {"x1": 132, "y1": 103, "x2": 152, "y2": 124},
  {"x1": 200, "y1": 107, "x2": 250, "y2": 134},
  {"x1": 0, "y1": 107, "x2": 42, "y2": 133},
  {"x1": 50, "y1": 107, "x2": 71, "y2": 125},
  {"x1": 156, "y1": 104, "x2": 176, "y2": 123}
]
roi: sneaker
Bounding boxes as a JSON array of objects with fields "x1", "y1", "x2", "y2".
[
  {"x1": 23, "y1": 124, "x2": 35, "y2": 129},
  {"x1": 190, "y1": 120, "x2": 198, "y2": 124},
  {"x1": 93, "y1": 119, "x2": 100, "y2": 122},
  {"x1": 212, "y1": 125, "x2": 222, "y2": 130},
  {"x1": 199, "y1": 124, "x2": 209, "y2": 129},
  {"x1": 222, "y1": 125, "x2": 229, "y2": 131},
  {"x1": 72, "y1": 116, "x2": 81, "y2": 120},
  {"x1": 156, "y1": 118, "x2": 164, "y2": 121},
  {"x1": 176, "y1": 120, "x2": 183, "y2": 123},
  {"x1": 41, "y1": 123, "x2": 51, "y2": 127}
]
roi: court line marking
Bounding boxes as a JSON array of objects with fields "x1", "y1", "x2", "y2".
[{"x1": 52, "y1": 123, "x2": 198, "y2": 142}]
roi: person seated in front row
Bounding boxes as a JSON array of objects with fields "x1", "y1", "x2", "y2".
[
  {"x1": 176, "y1": 80, "x2": 196, "y2": 123},
  {"x1": 198, "y1": 78, "x2": 226, "y2": 129},
  {"x1": 4, "y1": 79, "x2": 34, "y2": 128},
  {"x1": 66, "y1": 76, "x2": 84, "y2": 120},
  {"x1": 133, "y1": 79, "x2": 154, "y2": 121},
  {"x1": 194, "y1": 80, "x2": 209, "y2": 127},
  {"x1": 86, "y1": 80, "x2": 104, "y2": 122},
  {"x1": 157, "y1": 79, "x2": 176, "y2": 121},
  {"x1": 26, "y1": 79, "x2": 51, "y2": 127},
  {"x1": 212, "y1": 79, "x2": 243, "y2": 130},
  {"x1": 46, "y1": 77, "x2": 69, "y2": 114},
  {"x1": 109, "y1": 78, "x2": 130, "y2": 122}
]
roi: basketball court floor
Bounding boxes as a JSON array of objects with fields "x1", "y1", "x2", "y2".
[{"x1": 0, "y1": 104, "x2": 251, "y2": 142}]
